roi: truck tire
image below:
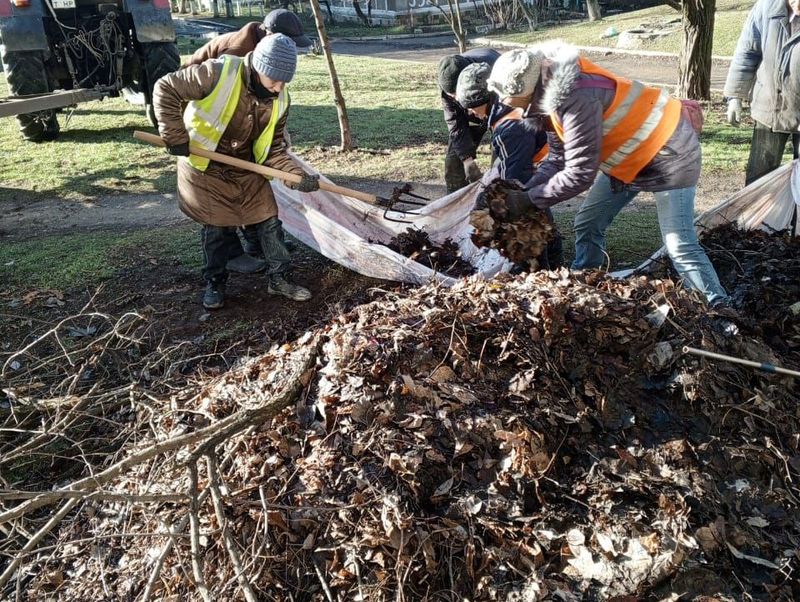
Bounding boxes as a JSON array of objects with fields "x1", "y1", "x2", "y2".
[
  {"x1": 141, "y1": 42, "x2": 180, "y2": 129},
  {"x1": 1, "y1": 50, "x2": 60, "y2": 142}
]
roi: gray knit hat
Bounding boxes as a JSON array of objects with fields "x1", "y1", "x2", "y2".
[
  {"x1": 488, "y1": 48, "x2": 542, "y2": 99},
  {"x1": 252, "y1": 33, "x2": 297, "y2": 83},
  {"x1": 456, "y1": 62, "x2": 492, "y2": 109}
]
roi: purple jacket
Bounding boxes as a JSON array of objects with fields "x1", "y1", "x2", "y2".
[{"x1": 525, "y1": 43, "x2": 701, "y2": 208}]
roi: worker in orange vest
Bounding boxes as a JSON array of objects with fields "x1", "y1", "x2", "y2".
[{"x1": 486, "y1": 43, "x2": 728, "y2": 305}]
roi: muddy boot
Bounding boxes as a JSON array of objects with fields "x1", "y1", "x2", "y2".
[
  {"x1": 203, "y1": 281, "x2": 225, "y2": 310},
  {"x1": 226, "y1": 253, "x2": 267, "y2": 274},
  {"x1": 268, "y1": 274, "x2": 311, "y2": 301}
]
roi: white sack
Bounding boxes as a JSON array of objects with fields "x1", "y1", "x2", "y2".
[
  {"x1": 615, "y1": 159, "x2": 800, "y2": 277},
  {"x1": 273, "y1": 153, "x2": 511, "y2": 285}
]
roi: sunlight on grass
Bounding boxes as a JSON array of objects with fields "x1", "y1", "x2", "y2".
[
  {"x1": 1, "y1": 52, "x2": 753, "y2": 206},
  {"x1": 0, "y1": 226, "x2": 200, "y2": 290},
  {"x1": 492, "y1": 0, "x2": 753, "y2": 56}
]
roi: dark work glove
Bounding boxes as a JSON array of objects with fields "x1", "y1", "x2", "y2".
[
  {"x1": 473, "y1": 189, "x2": 489, "y2": 212},
  {"x1": 465, "y1": 160, "x2": 483, "y2": 183},
  {"x1": 166, "y1": 142, "x2": 190, "y2": 157},
  {"x1": 502, "y1": 190, "x2": 536, "y2": 221},
  {"x1": 293, "y1": 172, "x2": 320, "y2": 193}
]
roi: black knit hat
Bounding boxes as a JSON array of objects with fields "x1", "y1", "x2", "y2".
[
  {"x1": 437, "y1": 54, "x2": 471, "y2": 94},
  {"x1": 456, "y1": 62, "x2": 492, "y2": 109}
]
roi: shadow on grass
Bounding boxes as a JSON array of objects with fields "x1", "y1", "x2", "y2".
[{"x1": 291, "y1": 105, "x2": 445, "y2": 148}]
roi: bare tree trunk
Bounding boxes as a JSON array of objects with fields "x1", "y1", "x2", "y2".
[
  {"x1": 586, "y1": 0, "x2": 601, "y2": 21},
  {"x1": 443, "y1": 0, "x2": 467, "y2": 53},
  {"x1": 677, "y1": 0, "x2": 715, "y2": 99},
  {"x1": 179, "y1": 0, "x2": 188, "y2": 13},
  {"x1": 320, "y1": 0, "x2": 335, "y2": 23},
  {"x1": 211, "y1": 0, "x2": 219, "y2": 17},
  {"x1": 353, "y1": 0, "x2": 371, "y2": 26},
  {"x1": 309, "y1": 0, "x2": 354, "y2": 152}
]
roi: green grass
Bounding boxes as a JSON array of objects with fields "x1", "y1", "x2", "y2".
[
  {"x1": 489, "y1": 0, "x2": 753, "y2": 56},
  {"x1": 0, "y1": 54, "x2": 753, "y2": 204},
  {"x1": 0, "y1": 54, "x2": 448, "y2": 203},
  {"x1": 0, "y1": 226, "x2": 200, "y2": 290}
]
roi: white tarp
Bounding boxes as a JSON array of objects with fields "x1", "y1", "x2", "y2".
[
  {"x1": 273, "y1": 154, "x2": 511, "y2": 285},
  {"x1": 614, "y1": 159, "x2": 800, "y2": 277},
  {"x1": 274, "y1": 154, "x2": 798, "y2": 284}
]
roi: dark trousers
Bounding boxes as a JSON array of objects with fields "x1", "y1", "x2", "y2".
[
  {"x1": 444, "y1": 125, "x2": 486, "y2": 193},
  {"x1": 202, "y1": 217, "x2": 291, "y2": 283},
  {"x1": 745, "y1": 121, "x2": 800, "y2": 186}
]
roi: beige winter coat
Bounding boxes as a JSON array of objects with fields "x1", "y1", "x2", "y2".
[{"x1": 153, "y1": 54, "x2": 303, "y2": 227}]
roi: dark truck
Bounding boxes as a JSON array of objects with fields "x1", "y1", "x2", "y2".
[{"x1": 0, "y1": 0, "x2": 180, "y2": 141}]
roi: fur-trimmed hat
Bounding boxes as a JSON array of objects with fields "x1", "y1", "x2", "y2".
[
  {"x1": 488, "y1": 48, "x2": 542, "y2": 98},
  {"x1": 456, "y1": 62, "x2": 492, "y2": 109}
]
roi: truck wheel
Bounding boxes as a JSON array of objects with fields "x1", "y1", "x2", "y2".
[
  {"x1": 142, "y1": 42, "x2": 180, "y2": 129},
  {"x1": 1, "y1": 50, "x2": 60, "y2": 142}
]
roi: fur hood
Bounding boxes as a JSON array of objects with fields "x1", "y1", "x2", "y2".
[{"x1": 531, "y1": 40, "x2": 581, "y2": 114}]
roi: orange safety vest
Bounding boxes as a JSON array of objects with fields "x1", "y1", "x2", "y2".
[
  {"x1": 491, "y1": 107, "x2": 549, "y2": 164},
  {"x1": 550, "y1": 57, "x2": 681, "y2": 184}
]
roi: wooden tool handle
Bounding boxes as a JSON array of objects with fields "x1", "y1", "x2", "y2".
[{"x1": 133, "y1": 130, "x2": 380, "y2": 205}]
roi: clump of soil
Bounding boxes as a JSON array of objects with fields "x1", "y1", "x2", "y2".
[
  {"x1": 387, "y1": 227, "x2": 476, "y2": 277},
  {"x1": 470, "y1": 180, "x2": 553, "y2": 271}
]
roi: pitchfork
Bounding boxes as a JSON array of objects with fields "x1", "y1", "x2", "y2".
[{"x1": 134, "y1": 131, "x2": 428, "y2": 223}]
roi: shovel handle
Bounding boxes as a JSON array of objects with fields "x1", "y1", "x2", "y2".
[{"x1": 133, "y1": 130, "x2": 381, "y2": 206}]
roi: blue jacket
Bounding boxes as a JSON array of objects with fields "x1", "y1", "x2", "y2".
[
  {"x1": 442, "y1": 48, "x2": 501, "y2": 159},
  {"x1": 724, "y1": 0, "x2": 800, "y2": 132},
  {"x1": 487, "y1": 102, "x2": 548, "y2": 183}
]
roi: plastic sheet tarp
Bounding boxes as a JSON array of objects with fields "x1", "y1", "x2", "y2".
[
  {"x1": 613, "y1": 159, "x2": 800, "y2": 277},
  {"x1": 274, "y1": 154, "x2": 798, "y2": 284},
  {"x1": 273, "y1": 154, "x2": 511, "y2": 285}
]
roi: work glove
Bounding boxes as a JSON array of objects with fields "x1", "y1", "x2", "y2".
[
  {"x1": 166, "y1": 142, "x2": 190, "y2": 157},
  {"x1": 291, "y1": 172, "x2": 320, "y2": 193},
  {"x1": 464, "y1": 158, "x2": 483, "y2": 183},
  {"x1": 502, "y1": 190, "x2": 537, "y2": 221},
  {"x1": 726, "y1": 98, "x2": 742, "y2": 126}
]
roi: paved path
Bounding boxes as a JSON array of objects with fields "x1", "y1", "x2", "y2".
[{"x1": 331, "y1": 34, "x2": 731, "y2": 90}]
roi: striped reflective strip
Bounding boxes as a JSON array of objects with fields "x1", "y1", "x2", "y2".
[
  {"x1": 602, "y1": 80, "x2": 644, "y2": 134},
  {"x1": 601, "y1": 88, "x2": 671, "y2": 170}
]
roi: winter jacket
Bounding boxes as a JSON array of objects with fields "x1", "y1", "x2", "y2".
[
  {"x1": 154, "y1": 54, "x2": 303, "y2": 227},
  {"x1": 488, "y1": 102, "x2": 548, "y2": 183},
  {"x1": 184, "y1": 22, "x2": 265, "y2": 68},
  {"x1": 442, "y1": 47, "x2": 501, "y2": 160},
  {"x1": 526, "y1": 42, "x2": 701, "y2": 207},
  {"x1": 724, "y1": 0, "x2": 800, "y2": 133}
]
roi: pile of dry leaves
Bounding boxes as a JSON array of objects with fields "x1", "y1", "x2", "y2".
[
  {"x1": 470, "y1": 180, "x2": 554, "y2": 271},
  {"x1": 2, "y1": 227, "x2": 799, "y2": 601}
]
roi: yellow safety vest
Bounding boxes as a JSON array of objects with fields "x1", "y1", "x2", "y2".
[{"x1": 183, "y1": 55, "x2": 290, "y2": 172}]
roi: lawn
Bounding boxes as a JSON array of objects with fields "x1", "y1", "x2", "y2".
[
  {"x1": 488, "y1": 0, "x2": 754, "y2": 56},
  {"x1": 0, "y1": 54, "x2": 448, "y2": 203},
  {"x1": 0, "y1": 52, "x2": 754, "y2": 290}
]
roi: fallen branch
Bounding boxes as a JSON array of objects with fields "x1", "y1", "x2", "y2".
[{"x1": 0, "y1": 340, "x2": 319, "y2": 526}]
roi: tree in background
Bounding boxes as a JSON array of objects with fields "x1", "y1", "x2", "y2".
[
  {"x1": 433, "y1": 0, "x2": 468, "y2": 53},
  {"x1": 586, "y1": 0, "x2": 602, "y2": 21},
  {"x1": 309, "y1": 0, "x2": 354, "y2": 151},
  {"x1": 674, "y1": 0, "x2": 716, "y2": 99}
]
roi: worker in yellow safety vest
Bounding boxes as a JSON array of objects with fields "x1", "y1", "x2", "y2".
[
  {"x1": 153, "y1": 34, "x2": 320, "y2": 310},
  {"x1": 485, "y1": 42, "x2": 729, "y2": 305}
]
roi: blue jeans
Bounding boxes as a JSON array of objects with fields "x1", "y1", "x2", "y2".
[{"x1": 572, "y1": 173, "x2": 728, "y2": 304}]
